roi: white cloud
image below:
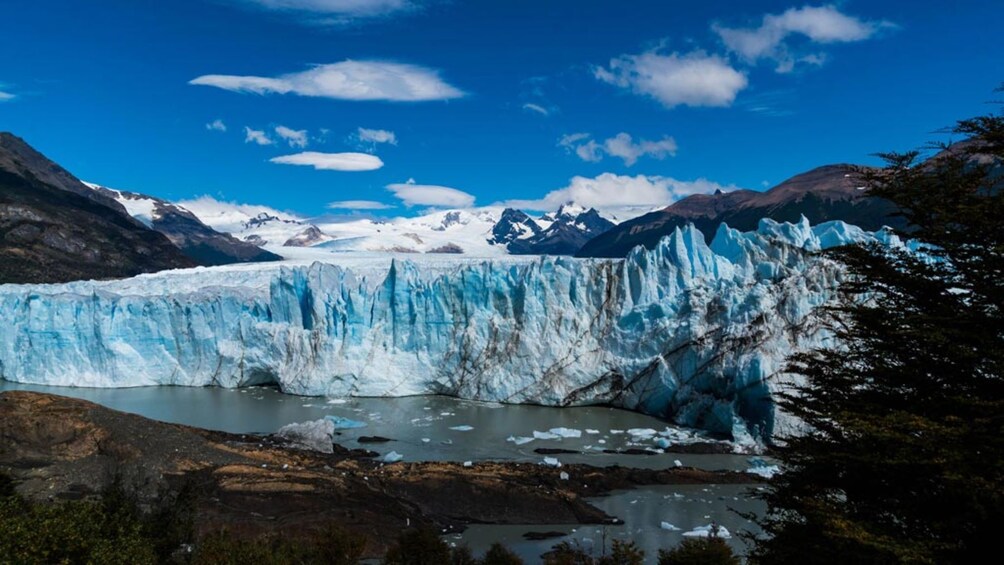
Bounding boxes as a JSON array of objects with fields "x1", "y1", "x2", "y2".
[
  {"x1": 270, "y1": 151, "x2": 384, "y2": 171},
  {"x1": 0, "y1": 91, "x2": 16, "y2": 102},
  {"x1": 713, "y1": 5, "x2": 887, "y2": 73},
  {"x1": 275, "y1": 125, "x2": 309, "y2": 148},
  {"x1": 522, "y1": 103, "x2": 549, "y2": 116},
  {"x1": 239, "y1": 0, "x2": 417, "y2": 23},
  {"x1": 595, "y1": 50, "x2": 748, "y2": 108},
  {"x1": 327, "y1": 199, "x2": 394, "y2": 210},
  {"x1": 559, "y1": 132, "x2": 678, "y2": 166},
  {"x1": 206, "y1": 119, "x2": 227, "y2": 132},
  {"x1": 387, "y1": 179, "x2": 475, "y2": 208},
  {"x1": 501, "y1": 173, "x2": 741, "y2": 218},
  {"x1": 357, "y1": 127, "x2": 397, "y2": 145},
  {"x1": 244, "y1": 126, "x2": 273, "y2": 145},
  {"x1": 190, "y1": 60, "x2": 465, "y2": 102}
]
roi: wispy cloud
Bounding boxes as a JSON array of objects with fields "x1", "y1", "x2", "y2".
[
  {"x1": 275, "y1": 125, "x2": 309, "y2": 148},
  {"x1": 237, "y1": 0, "x2": 421, "y2": 25},
  {"x1": 244, "y1": 126, "x2": 273, "y2": 145},
  {"x1": 356, "y1": 127, "x2": 397, "y2": 145},
  {"x1": 190, "y1": 60, "x2": 465, "y2": 102},
  {"x1": 206, "y1": 119, "x2": 227, "y2": 132},
  {"x1": 713, "y1": 5, "x2": 891, "y2": 73},
  {"x1": 501, "y1": 173, "x2": 741, "y2": 218},
  {"x1": 271, "y1": 151, "x2": 384, "y2": 171},
  {"x1": 522, "y1": 103, "x2": 549, "y2": 116},
  {"x1": 327, "y1": 199, "x2": 395, "y2": 210},
  {"x1": 595, "y1": 49, "x2": 748, "y2": 108},
  {"x1": 387, "y1": 178, "x2": 475, "y2": 208},
  {"x1": 559, "y1": 132, "x2": 678, "y2": 166}
]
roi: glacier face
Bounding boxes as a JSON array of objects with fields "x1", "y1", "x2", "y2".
[{"x1": 0, "y1": 217, "x2": 891, "y2": 443}]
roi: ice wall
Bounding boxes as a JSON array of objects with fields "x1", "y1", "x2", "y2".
[{"x1": 0, "y1": 218, "x2": 889, "y2": 442}]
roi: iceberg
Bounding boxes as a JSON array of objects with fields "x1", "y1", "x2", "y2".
[{"x1": 0, "y1": 218, "x2": 885, "y2": 443}]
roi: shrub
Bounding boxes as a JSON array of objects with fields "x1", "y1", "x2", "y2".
[{"x1": 658, "y1": 537, "x2": 739, "y2": 565}]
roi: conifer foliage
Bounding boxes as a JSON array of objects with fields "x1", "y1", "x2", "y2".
[{"x1": 750, "y1": 99, "x2": 1004, "y2": 564}]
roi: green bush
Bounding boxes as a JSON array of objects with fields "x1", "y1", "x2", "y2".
[
  {"x1": 544, "y1": 539, "x2": 645, "y2": 565},
  {"x1": 482, "y1": 542, "x2": 524, "y2": 564},
  {"x1": 658, "y1": 537, "x2": 739, "y2": 565},
  {"x1": 384, "y1": 528, "x2": 452, "y2": 565},
  {"x1": 192, "y1": 525, "x2": 365, "y2": 565}
]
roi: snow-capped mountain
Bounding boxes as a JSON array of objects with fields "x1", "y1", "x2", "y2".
[
  {"x1": 0, "y1": 217, "x2": 900, "y2": 444},
  {"x1": 83, "y1": 184, "x2": 281, "y2": 266},
  {"x1": 496, "y1": 203, "x2": 617, "y2": 255},
  {"x1": 175, "y1": 196, "x2": 331, "y2": 248}
]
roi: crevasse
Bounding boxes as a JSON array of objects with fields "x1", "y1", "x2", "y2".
[{"x1": 0, "y1": 217, "x2": 893, "y2": 442}]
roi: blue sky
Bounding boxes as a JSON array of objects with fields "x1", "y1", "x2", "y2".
[{"x1": 1, "y1": 0, "x2": 1001, "y2": 218}]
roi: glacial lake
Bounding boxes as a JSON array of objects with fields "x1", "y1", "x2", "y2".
[{"x1": 0, "y1": 381, "x2": 766, "y2": 562}]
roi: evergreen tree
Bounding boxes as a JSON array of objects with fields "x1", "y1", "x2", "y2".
[{"x1": 750, "y1": 100, "x2": 1004, "y2": 564}]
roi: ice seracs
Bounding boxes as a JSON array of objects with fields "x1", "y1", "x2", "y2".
[{"x1": 0, "y1": 217, "x2": 889, "y2": 443}]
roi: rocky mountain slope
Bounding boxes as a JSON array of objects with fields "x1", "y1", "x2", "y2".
[
  {"x1": 84, "y1": 182, "x2": 281, "y2": 266},
  {"x1": 577, "y1": 164, "x2": 901, "y2": 257},
  {"x1": 0, "y1": 133, "x2": 194, "y2": 283}
]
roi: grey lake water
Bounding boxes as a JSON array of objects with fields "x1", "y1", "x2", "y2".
[{"x1": 0, "y1": 381, "x2": 766, "y2": 563}]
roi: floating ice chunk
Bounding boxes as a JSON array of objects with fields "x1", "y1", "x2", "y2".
[
  {"x1": 660, "y1": 522, "x2": 681, "y2": 531},
  {"x1": 559, "y1": 471, "x2": 569, "y2": 481},
  {"x1": 379, "y1": 451, "x2": 403, "y2": 463},
  {"x1": 533, "y1": 430, "x2": 561, "y2": 440},
  {"x1": 324, "y1": 415, "x2": 367, "y2": 430},
  {"x1": 507, "y1": 435, "x2": 535, "y2": 446},
  {"x1": 542, "y1": 457, "x2": 562, "y2": 467},
  {"x1": 682, "y1": 524, "x2": 731, "y2": 539},
  {"x1": 548, "y1": 427, "x2": 582, "y2": 438},
  {"x1": 746, "y1": 464, "x2": 782, "y2": 479},
  {"x1": 276, "y1": 418, "x2": 335, "y2": 453},
  {"x1": 449, "y1": 425, "x2": 474, "y2": 432}
]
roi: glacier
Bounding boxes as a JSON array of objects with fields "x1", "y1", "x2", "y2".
[{"x1": 0, "y1": 217, "x2": 895, "y2": 443}]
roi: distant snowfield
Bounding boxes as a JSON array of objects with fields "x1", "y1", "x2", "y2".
[{"x1": 8, "y1": 249, "x2": 547, "y2": 297}]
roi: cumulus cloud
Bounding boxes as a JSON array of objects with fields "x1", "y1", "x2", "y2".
[
  {"x1": 327, "y1": 199, "x2": 394, "y2": 210},
  {"x1": 713, "y1": 5, "x2": 888, "y2": 73},
  {"x1": 559, "y1": 132, "x2": 678, "y2": 166},
  {"x1": 275, "y1": 125, "x2": 309, "y2": 148},
  {"x1": 357, "y1": 127, "x2": 397, "y2": 145},
  {"x1": 501, "y1": 173, "x2": 741, "y2": 218},
  {"x1": 190, "y1": 60, "x2": 465, "y2": 102},
  {"x1": 522, "y1": 103, "x2": 549, "y2": 116},
  {"x1": 270, "y1": 151, "x2": 384, "y2": 171},
  {"x1": 206, "y1": 119, "x2": 227, "y2": 132},
  {"x1": 595, "y1": 49, "x2": 748, "y2": 108},
  {"x1": 244, "y1": 126, "x2": 273, "y2": 145},
  {"x1": 386, "y1": 179, "x2": 475, "y2": 208}
]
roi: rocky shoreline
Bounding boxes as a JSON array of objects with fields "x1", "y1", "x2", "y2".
[{"x1": 0, "y1": 391, "x2": 759, "y2": 557}]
